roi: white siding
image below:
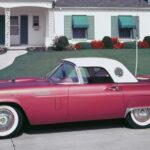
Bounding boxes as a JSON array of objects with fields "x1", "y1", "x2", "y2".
[
  {"x1": 0, "y1": 7, "x2": 47, "y2": 46},
  {"x1": 54, "y1": 9, "x2": 150, "y2": 42},
  {"x1": 11, "y1": 7, "x2": 46, "y2": 46}
]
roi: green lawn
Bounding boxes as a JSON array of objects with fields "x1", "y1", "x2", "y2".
[{"x1": 0, "y1": 49, "x2": 150, "y2": 79}]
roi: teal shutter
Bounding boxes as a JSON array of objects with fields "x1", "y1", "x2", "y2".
[
  {"x1": 87, "y1": 16, "x2": 94, "y2": 40},
  {"x1": 0, "y1": 16, "x2": 5, "y2": 44},
  {"x1": 21, "y1": 15, "x2": 28, "y2": 44},
  {"x1": 134, "y1": 16, "x2": 139, "y2": 39},
  {"x1": 64, "y1": 16, "x2": 72, "y2": 39},
  {"x1": 111, "y1": 16, "x2": 119, "y2": 37}
]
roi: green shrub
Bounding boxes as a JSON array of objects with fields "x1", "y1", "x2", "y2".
[
  {"x1": 143, "y1": 36, "x2": 150, "y2": 46},
  {"x1": 124, "y1": 42, "x2": 136, "y2": 49},
  {"x1": 79, "y1": 42, "x2": 91, "y2": 49},
  {"x1": 102, "y1": 36, "x2": 113, "y2": 49},
  {"x1": 53, "y1": 36, "x2": 69, "y2": 51}
]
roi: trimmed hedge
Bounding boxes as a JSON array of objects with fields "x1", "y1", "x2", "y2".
[
  {"x1": 79, "y1": 42, "x2": 92, "y2": 49},
  {"x1": 53, "y1": 36, "x2": 69, "y2": 51},
  {"x1": 102, "y1": 36, "x2": 113, "y2": 49},
  {"x1": 124, "y1": 42, "x2": 136, "y2": 49},
  {"x1": 143, "y1": 36, "x2": 150, "y2": 47}
]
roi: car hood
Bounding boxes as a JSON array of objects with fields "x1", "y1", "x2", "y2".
[
  {"x1": 0, "y1": 77, "x2": 40, "y2": 83},
  {"x1": 0, "y1": 77, "x2": 50, "y2": 89}
]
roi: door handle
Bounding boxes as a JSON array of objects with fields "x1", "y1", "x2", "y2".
[{"x1": 107, "y1": 86, "x2": 120, "y2": 91}]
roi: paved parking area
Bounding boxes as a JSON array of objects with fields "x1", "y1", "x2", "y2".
[{"x1": 0, "y1": 119, "x2": 150, "y2": 150}]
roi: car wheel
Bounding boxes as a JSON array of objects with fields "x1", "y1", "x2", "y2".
[
  {"x1": 126, "y1": 108, "x2": 150, "y2": 128},
  {"x1": 0, "y1": 105, "x2": 23, "y2": 138}
]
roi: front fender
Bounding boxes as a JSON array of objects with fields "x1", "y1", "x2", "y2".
[{"x1": 0, "y1": 98, "x2": 30, "y2": 123}]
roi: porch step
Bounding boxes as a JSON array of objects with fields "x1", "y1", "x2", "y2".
[{"x1": 8, "y1": 46, "x2": 27, "y2": 50}]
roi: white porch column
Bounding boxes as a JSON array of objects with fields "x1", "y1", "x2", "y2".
[
  {"x1": 5, "y1": 8, "x2": 11, "y2": 48},
  {"x1": 45, "y1": 10, "x2": 55, "y2": 47}
]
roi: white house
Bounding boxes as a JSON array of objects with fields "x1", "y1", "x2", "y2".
[
  {"x1": 0, "y1": 0, "x2": 150, "y2": 48},
  {"x1": 55, "y1": 0, "x2": 150, "y2": 43},
  {"x1": 0, "y1": 0, "x2": 55, "y2": 48}
]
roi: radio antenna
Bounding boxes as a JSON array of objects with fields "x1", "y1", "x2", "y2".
[{"x1": 135, "y1": 0, "x2": 141, "y2": 75}]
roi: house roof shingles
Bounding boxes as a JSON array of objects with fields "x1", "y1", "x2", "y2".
[
  {"x1": 0, "y1": 0, "x2": 52, "y2": 2},
  {"x1": 56, "y1": 0, "x2": 150, "y2": 8}
]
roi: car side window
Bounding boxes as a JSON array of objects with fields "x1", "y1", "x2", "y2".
[
  {"x1": 49, "y1": 63, "x2": 79, "y2": 84},
  {"x1": 80, "y1": 67, "x2": 114, "y2": 84}
]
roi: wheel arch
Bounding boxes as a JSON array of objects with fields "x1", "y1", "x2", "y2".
[
  {"x1": 0, "y1": 102, "x2": 30, "y2": 125},
  {"x1": 124, "y1": 107, "x2": 150, "y2": 118}
]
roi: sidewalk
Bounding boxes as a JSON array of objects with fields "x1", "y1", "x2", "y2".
[{"x1": 0, "y1": 50, "x2": 27, "y2": 70}]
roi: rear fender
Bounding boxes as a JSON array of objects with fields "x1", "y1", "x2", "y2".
[{"x1": 124, "y1": 95, "x2": 150, "y2": 117}]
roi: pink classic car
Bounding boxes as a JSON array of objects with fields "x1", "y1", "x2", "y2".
[{"x1": 0, "y1": 57, "x2": 150, "y2": 138}]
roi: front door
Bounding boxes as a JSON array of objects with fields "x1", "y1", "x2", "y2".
[
  {"x1": 0, "y1": 15, "x2": 5, "y2": 45},
  {"x1": 10, "y1": 16, "x2": 20, "y2": 45}
]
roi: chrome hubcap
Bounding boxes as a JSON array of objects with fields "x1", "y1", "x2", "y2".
[
  {"x1": 0, "y1": 109, "x2": 14, "y2": 132},
  {"x1": 0, "y1": 115, "x2": 8, "y2": 125},
  {"x1": 133, "y1": 108, "x2": 150, "y2": 123}
]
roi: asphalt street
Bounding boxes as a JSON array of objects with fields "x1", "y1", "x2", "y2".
[{"x1": 0, "y1": 119, "x2": 150, "y2": 150}]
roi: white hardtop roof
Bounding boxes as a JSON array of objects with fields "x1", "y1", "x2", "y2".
[
  {"x1": 63, "y1": 57, "x2": 138, "y2": 83},
  {"x1": 64, "y1": 57, "x2": 122, "y2": 67}
]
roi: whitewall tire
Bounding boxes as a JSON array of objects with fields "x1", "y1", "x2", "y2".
[
  {"x1": 126, "y1": 108, "x2": 150, "y2": 128},
  {"x1": 0, "y1": 105, "x2": 23, "y2": 138}
]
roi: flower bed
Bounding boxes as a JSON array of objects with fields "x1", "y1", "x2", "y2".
[
  {"x1": 73, "y1": 36, "x2": 150, "y2": 50},
  {"x1": 50, "y1": 35, "x2": 150, "y2": 51},
  {"x1": 138, "y1": 41, "x2": 149, "y2": 48},
  {"x1": 91, "y1": 40, "x2": 104, "y2": 49}
]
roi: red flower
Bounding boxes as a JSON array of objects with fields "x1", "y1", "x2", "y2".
[
  {"x1": 91, "y1": 40, "x2": 104, "y2": 49},
  {"x1": 138, "y1": 41, "x2": 149, "y2": 48},
  {"x1": 74, "y1": 43, "x2": 81, "y2": 50},
  {"x1": 111, "y1": 37, "x2": 119, "y2": 45},
  {"x1": 113, "y1": 42, "x2": 124, "y2": 49}
]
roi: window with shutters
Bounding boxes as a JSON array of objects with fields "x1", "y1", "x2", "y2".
[
  {"x1": 64, "y1": 15, "x2": 94, "y2": 40},
  {"x1": 72, "y1": 15, "x2": 88, "y2": 39},
  {"x1": 111, "y1": 16, "x2": 139, "y2": 39}
]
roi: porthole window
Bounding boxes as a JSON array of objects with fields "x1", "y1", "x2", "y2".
[{"x1": 115, "y1": 67, "x2": 123, "y2": 77}]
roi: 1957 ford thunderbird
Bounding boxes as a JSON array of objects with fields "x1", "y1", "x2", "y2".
[{"x1": 0, "y1": 57, "x2": 150, "y2": 138}]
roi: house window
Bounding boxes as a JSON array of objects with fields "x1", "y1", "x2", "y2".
[
  {"x1": 119, "y1": 28, "x2": 134, "y2": 38},
  {"x1": 118, "y1": 16, "x2": 137, "y2": 39},
  {"x1": 72, "y1": 15, "x2": 89, "y2": 39},
  {"x1": 73, "y1": 28, "x2": 87, "y2": 39},
  {"x1": 10, "y1": 16, "x2": 19, "y2": 35},
  {"x1": 33, "y1": 16, "x2": 39, "y2": 27}
]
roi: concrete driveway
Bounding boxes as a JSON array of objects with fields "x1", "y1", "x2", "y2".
[
  {"x1": 0, "y1": 50, "x2": 27, "y2": 70},
  {"x1": 0, "y1": 119, "x2": 150, "y2": 150}
]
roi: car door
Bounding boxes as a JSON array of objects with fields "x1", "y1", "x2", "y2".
[{"x1": 68, "y1": 67, "x2": 125, "y2": 122}]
